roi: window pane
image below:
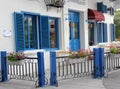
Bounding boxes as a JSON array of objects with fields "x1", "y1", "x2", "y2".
[
  {"x1": 49, "y1": 19, "x2": 57, "y2": 48},
  {"x1": 24, "y1": 17, "x2": 29, "y2": 48},
  {"x1": 29, "y1": 17, "x2": 34, "y2": 48},
  {"x1": 74, "y1": 22, "x2": 79, "y2": 39},
  {"x1": 24, "y1": 16, "x2": 37, "y2": 49}
]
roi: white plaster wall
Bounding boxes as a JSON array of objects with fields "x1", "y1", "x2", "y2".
[{"x1": 0, "y1": 0, "x2": 61, "y2": 52}]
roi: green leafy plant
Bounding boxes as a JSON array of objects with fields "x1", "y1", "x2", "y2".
[
  {"x1": 7, "y1": 52, "x2": 27, "y2": 62},
  {"x1": 68, "y1": 49, "x2": 90, "y2": 59},
  {"x1": 110, "y1": 45, "x2": 120, "y2": 54}
]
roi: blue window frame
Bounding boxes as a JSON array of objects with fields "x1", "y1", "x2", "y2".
[
  {"x1": 14, "y1": 12, "x2": 38, "y2": 51},
  {"x1": 14, "y1": 12, "x2": 59, "y2": 51}
]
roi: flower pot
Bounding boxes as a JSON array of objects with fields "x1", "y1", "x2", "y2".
[
  {"x1": 8, "y1": 60, "x2": 24, "y2": 65},
  {"x1": 65, "y1": 57, "x2": 87, "y2": 64}
]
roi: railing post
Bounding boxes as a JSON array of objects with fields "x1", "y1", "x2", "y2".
[
  {"x1": 93, "y1": 48, "x2": 100, "y2": 78},
  {"x1": 50, "y1": 51, "x2": 58, "y2": 87},
  {"x1": 37, "y1": 52, "x2": 45, "y2": 87},
  {"x1": 99, "y1": 48, "x2": 105, "y2": 77},
  {"x1": 1, "y1": 51, "x2": 8, "y2": 82}
]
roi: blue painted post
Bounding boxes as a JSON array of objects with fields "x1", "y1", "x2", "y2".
[
  {"x1": 37, "y1": 52, "x2": 45, "y2": 87},
  {"x1": 50, "y1": 51, "x2": 58, "y2": 86},
  {"x1": 99, "y1": 48, "x2": 105, "y2": 77},
  {"x1": 93, "y1": 48, "x2": 100, "y2": 78},
  {"x1": 1, "y1": 51, "x2": 8, "y2": 82}
]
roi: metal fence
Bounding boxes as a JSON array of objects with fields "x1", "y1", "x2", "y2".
[
  {"x1": 56, "y1": 55, "x2": 94, "y2": 80},
  {"x1": 105, "y1": 52, "x2": 120, "y2": 73},
  {"x1": 8, "y1": 57, "x2": 38, "y2": 81}
]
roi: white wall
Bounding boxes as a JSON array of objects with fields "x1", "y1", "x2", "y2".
[{"x1": 0, "y1": 0, "x2": 62, "y2": 52}]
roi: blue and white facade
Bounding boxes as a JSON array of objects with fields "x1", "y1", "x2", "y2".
[{"x1": 0, "y1": 0, "x2": 115, "y2": 68}]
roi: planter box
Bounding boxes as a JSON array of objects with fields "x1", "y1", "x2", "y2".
[
  {"x1": 65, "y1": 57, "x2": 87, "y2": 64},
  {"x1": 110, "y1": 53, "x2": 120, "y2": 59},
  {"x1": 8, "y1": 60, "x2": 25, "y2": 65}
]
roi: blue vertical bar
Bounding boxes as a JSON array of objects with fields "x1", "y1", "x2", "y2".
[
  {"x1": 99, "y1": 48, "x2": 105, "y2": 77},
  {"x1": 93, "y1": 48, "x2": 100, "y2": 78},
  {"x1": 37, "y1": 52, "x2": 45, "y2": 87},
  {"x1": 1, "y1": 51, "x2": 8, "y2": 82},
  {"x1": 50, "y1": 51, "x2": 57, "y2": 86}
]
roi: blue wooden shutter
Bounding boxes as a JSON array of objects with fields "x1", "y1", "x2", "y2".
[
  {"x1": 97, "y1": 2, "x2": 103, "y2": 12},
  {"x1": 103, "y1": 5, "x2": 107, "y2": 13},
  {"x1": 14, "y1": 12, "x2": 25, "y2": 51},
  {"x1": 55, "y1": 18, "x2": 59, "y2": 49},
  {"x1": 41, "y1": 16, "x2": 50, "y2": 48},
  {"x1": 113, "y1": 24, "x2": 115, "y2": 41},
  {"x1": 97, "y1": 23, "x2": 102, "y2": 43},
  {"x1": 111, "y1": 24, "x2": 115, "y2": 41},
  {"x1": 103, "y1": 23, "x2": 108, "y2": 42},
  {"x1": 111, "y1": 24, "x2": 113, "y2": 41}
]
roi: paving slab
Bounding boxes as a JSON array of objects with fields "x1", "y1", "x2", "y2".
[{"x1": 0, "y1": 76, "x2": 106, "y2": 89}]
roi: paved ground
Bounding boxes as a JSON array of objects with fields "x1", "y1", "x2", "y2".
[
  {"x1": 103, "y1": 70, "x2": 120, "y2": 89},
  {"x1": 0, "y1": 76, "x2": 106, "y2": 89},
  {"x1": 1, "y1": 70, "x2": 120, "y2": 89}
]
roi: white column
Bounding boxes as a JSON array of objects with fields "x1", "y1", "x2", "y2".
[{"x1": 80, "y1": 10, "x2": 89, "y2": 49}]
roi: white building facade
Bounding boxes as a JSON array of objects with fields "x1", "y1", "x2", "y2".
[{"x1": 0, "y1": 0, "x2": 115, "y2": 54}]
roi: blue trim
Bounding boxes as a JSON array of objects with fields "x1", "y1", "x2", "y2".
[{"x1": 21, "y1": 11, "x2": 40, "y2": 16}]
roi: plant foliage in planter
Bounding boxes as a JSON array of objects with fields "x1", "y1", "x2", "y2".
[
  {"x1": 110, "y1": 45, "x2": 120, "y2": 54},
  {"x1": 7, "y1": 52, "x2": 27, "y2": 62},
  {"x1": 68, "y1": 49, "x2": 90, "y2": 59}
]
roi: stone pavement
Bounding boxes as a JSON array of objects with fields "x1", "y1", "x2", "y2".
[
  {"x1": 0, "y1": 76, "x2": 106, "y2": 89},
  {"x1": 103, "y1": 70, "x2": 120, "y2": 89}
]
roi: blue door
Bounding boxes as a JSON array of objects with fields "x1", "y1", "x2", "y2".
[{"x1": 69, "y1": 11, "x2": 80, "y2": 51}]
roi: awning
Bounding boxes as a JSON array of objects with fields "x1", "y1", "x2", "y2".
[{"x1": 88, "y1": 9, "x2": 105, "y2": 21}]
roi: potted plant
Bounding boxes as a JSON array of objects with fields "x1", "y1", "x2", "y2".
[
  {"x1": 7, "y1": 52, "x2": 27, "y2": 65},
  {"x1": 66, "y1": 49, "x2": 89, "y2": 64},
  {"x1": 110, "y1": 45, "x2": 120, "y2": 58}
]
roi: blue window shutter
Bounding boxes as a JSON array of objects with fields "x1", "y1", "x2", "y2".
[
  {"x1": 97, "y1": 23, "x2": 100, "y2": 43},
  {"x1": 41, "y1": 16, "x2": 50, "y2": 48},
  {"x1": 14, "y1": 12, "x2": 25, "y2": 51},
  {"x1": 110, "y1": 24, "x2": 115, "y2": 41},
  {"x1": 55, "y1": 18, "x2": 59, "y2": 49},
  {"x1": 113, "y1": 24, "x2": 115, "y2": 41},
  {"x1": 111, "y1": 24, "x2": 113, "y2": 41},
  {"x1": 103, "y1": 5, "x2": 107, "y2": 13},
  {"x1": 103, "y1": 23, "x2": 108, "y2": 42},
  {"x1": 97, "y1": 2, "x2": 103, "y2": 12}
]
